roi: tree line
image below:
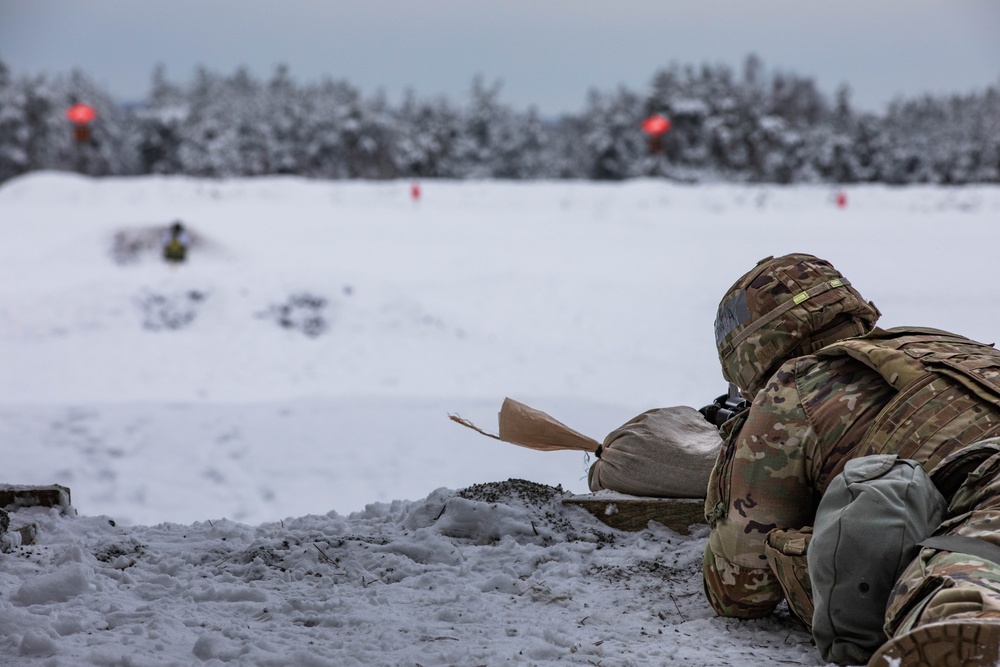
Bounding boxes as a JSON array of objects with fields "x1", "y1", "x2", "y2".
[{"x1": 1, "y1": 55, "x2": 998, "y2": 185}]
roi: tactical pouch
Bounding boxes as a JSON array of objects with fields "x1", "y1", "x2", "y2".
[
  {"x1": 704, "y1": 411, "x2": 749, "y2": 525},
  {"x1": 763, "y1": 526, "x2": 814, "y2": 632}
]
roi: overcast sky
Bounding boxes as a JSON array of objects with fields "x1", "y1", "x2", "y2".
[{"x1": 1, "y1": 0, "x2": 998, "y2": 115}]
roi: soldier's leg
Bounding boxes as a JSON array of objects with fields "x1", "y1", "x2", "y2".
[{"x1": 868, "y1": 507, "x2": 1000, "y2": 666}]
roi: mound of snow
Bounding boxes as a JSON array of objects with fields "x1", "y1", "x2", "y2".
[{"x1": 0, "y1": 481, "x2": 818, "y2": 666}]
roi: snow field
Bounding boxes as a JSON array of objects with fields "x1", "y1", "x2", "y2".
[{"x1": 1, "y1": 173, "x2": 998, "y2": 664}]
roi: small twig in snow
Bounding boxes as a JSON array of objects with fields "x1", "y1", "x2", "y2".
[
  {"x1": 669, "y1": 593, "x2": 685, "y2": 622},
  {"x1": 313, "y1": 543, "x2": 336, "y2": 565}
]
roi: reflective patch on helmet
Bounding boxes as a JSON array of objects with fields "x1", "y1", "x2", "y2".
[
  {"x1": 793, "y1": 278, "x2": 842, "y2": 305},
  {"x1": 715, "y1": 289, "x2": 750, "y2": 346}
]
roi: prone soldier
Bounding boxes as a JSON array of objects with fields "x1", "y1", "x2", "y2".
[{"x1": 702, "y1": 253, "x2": 1000, "y2": 666}]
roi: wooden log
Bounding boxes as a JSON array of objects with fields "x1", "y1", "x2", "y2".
[
  {"x1": 562, "y1": 494, "x2": 705, "y2": 534},
  {"x1": 0, "y1": 485, "x2": 72, "y2": 512}
]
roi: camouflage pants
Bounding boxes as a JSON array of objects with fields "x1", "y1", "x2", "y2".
[
  {"x1": 764, "y1": 526, "x2": 814, "y2": 630},
  {"x1": 884, "y1": 447, "x2": 1000, "y2": 638}
]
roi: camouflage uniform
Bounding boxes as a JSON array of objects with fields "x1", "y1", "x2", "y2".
[
  {"x1": 702, "y1": 254, "x2": 1000, "y2": 665},
  {"x1": 703, "y1": 349, "x2": 893, "y2": 619}
]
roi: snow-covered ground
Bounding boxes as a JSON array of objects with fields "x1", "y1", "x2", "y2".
[{"x1": 1, "y1": 172, "x2": 998, "y2": 665}]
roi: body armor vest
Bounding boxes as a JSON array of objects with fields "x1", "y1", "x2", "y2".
[{"x1": 817, "y1": 327, "x2": 1000, "y2": 472}]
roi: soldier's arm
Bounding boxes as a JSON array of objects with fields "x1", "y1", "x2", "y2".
[{"x1": 702, "y1": 360, "x2": 816, "y2": 618}]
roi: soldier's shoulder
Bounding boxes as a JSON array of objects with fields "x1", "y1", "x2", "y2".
[
  {"x1": 774, "y1": 353, "x2": 842, "y2": 379},
  {"x1": 769, "y1": 353, "x2": 877, "y2": 395}
]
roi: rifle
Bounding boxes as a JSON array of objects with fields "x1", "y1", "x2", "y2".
[{"x1": 699, "y1": 383, "x2": 750, "y2": 428}]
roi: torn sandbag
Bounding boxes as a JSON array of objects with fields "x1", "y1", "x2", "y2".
[{"x1": 450, "y1": 399, "x2": 722, "y2": 498}]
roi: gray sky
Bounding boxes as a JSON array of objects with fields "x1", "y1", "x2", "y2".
[{"x1": 1, "y1": 0, "x2": 998, "y2": 115}]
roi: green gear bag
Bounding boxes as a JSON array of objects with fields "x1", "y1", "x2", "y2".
[{"x1": 808, "y1": 455, "x2": 947, "y2": 665}]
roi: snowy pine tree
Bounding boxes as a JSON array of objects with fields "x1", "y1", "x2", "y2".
[{"x1": 0, "y1": 57, "x2": 997, "y2": 185}]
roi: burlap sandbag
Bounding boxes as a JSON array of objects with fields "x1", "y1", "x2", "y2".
[
  {"x1": 588, "y1": 406, "x2": 722, "y2": 498},
  {"x1": 450, "y1": 399, "x2": 722, "y2": 498}
]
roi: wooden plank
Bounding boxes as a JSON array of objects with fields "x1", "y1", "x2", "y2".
[
  {"x1": 0, "y1": 485, "x2": 72, "y2": 512},
  {"x1": 562, "y1": 495, "x2": 705, "y2": 534}
]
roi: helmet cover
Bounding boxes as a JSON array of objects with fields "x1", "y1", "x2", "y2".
[{"x1": 715, "y1": 253, "x2": 880, "y2": 397}]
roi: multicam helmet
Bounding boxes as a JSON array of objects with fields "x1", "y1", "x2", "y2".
[{"x1": 715, "y1": 253, "x2": 880, "y2": 397}]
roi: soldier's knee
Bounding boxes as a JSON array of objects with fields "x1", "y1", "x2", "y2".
[{"x1": 920, "y1": 585, "x2": 991, "y2": 624}]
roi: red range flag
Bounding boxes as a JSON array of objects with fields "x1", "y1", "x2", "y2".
[
  {"x1": 65, "y1": 103, "x2": 97, "y2": 126},
  {"x1": 641, "y1": 114, "x2": 671, "y2": 154},
  {"x1": 641, "y1": 114, "x2": 671, "y2": 136}
]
